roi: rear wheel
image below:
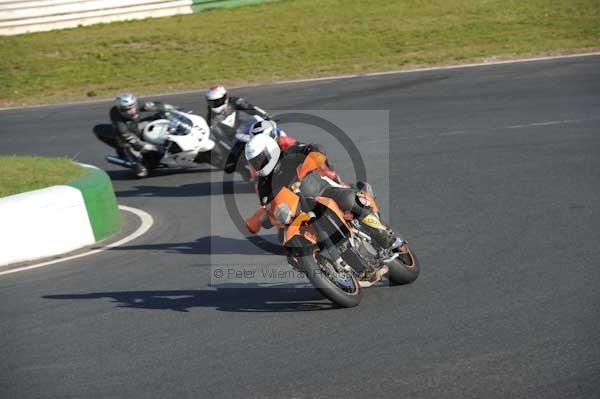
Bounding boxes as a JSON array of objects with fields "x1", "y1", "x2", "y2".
[
  {"x1": 387, "y1": 243, "x2": 419, "y2": 285},
  {"x1": 299, "y1": 253, "x2": 361, "y2": 308}
]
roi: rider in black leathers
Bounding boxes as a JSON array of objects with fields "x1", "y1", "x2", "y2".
[
  {"x1": 110, "y1": 92, "x2": 175, "y2": 177},
  {"x1": 205, "y1": 84, "x2": 272, "y2": 127},
  {"x1": 205, "y1": 84, "x2": 273, "y2": 179}
]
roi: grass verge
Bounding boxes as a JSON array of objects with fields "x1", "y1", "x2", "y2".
[
  {"x1": 0, "y1": 0, "x2": 599, "y2": 107},
  {"x1": 0, "y1": 157, "x2": 85, "y2": 197}
]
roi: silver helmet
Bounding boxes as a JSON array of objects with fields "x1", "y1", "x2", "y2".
[{"x1": 115, "y1": 92, "x2": 138, "y2": 119}]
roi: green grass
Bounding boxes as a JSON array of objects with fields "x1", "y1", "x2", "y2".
[
  {"x1": 0, "y1": 157, "x2": 84, "y2": 197},
  {"x1": 1, "y1": 0, "x2": 599, "y2": 106}
]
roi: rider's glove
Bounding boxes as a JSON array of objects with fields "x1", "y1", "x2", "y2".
[{"x1": 246, "y1": 207, "x2": 267, "y2": 234}]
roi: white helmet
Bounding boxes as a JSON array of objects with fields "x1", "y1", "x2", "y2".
[
  {"x1": 250, "y1": 120, "x2": 279, "y2": 140},
  {"x1": 206, "y1": 84, "x2": 228, "y2": 113},
  {"x1": 245, "y1": 134, "x2": 281, "y2": 176}
]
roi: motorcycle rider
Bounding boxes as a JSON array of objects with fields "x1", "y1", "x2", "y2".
[
  {"x1": 205, "y1": 84, "x2": 272, "y2": 127},
  {"x1": 224, "y1": 119, "x2": 297, "y2": 177},
  {"x1": 243, "y1": 135, "x2": 399, "y2": 250},
  {"x1": 110, "y1": 92, "x2": 176, "y2": 178},
  {"x1": 249, "y1": 120, "x2": 343, "y2": 184},
  {"x1": 249, "y1": 119, "x2": 298, "y2": 151}
]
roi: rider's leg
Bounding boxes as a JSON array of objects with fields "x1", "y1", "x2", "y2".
[
  {"x1": 223, "y1": 141, "x2": 253, "y2": 181},
  {"x1": 320, "y1": 187, "x2": 398, "y2": 249},
  {"x1": 224, "y1": 141, "x2": 244, "y2": 174},
  {"x1": 115, "y1": 136, "x2": 148, "y2": 178}
]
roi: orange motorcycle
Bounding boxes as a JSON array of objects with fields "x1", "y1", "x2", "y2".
[{"x1": 248, "y1": 152, "x2": 419, "y2": 307}]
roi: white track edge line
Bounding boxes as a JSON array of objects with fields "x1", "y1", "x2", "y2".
[
  {"x1": 1, "y1": 51, "x2": 599, "y2": 112},
  {"x1": 0, "y1": 205, "x2": 154, "y2": 276}
]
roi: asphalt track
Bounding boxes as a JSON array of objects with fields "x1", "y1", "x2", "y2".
[{"x1": 1, "y1": 55, "x2": 599, "y2": 398}]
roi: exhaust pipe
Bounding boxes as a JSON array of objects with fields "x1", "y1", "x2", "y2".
[{"x1": 106, "y1": 155, "x2": 136, "y2": 168}]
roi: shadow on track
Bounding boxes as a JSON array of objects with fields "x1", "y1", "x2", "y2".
[
  {"x1": 109, "y1": 234, "x2": 284, "y2": 255},
  {"x1": 114, "y1": 180, "x2": 255, "y2": 198},
  {"x1": 106, "y1": 168, "x2": 215, "y2": 181},
  {"x1": 42, "y1": 287, "x2": 336, "y2": 313}
]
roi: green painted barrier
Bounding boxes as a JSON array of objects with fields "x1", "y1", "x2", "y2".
[{"x1": 68, "y1": 165, "x2": 121, "y2": 241}]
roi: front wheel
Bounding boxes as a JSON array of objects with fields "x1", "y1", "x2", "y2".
[
  {"x1": 387, "y1": 243, "x2": 420, "y2": 285},
  {"x1": 298, "y1": 253, "x2": 361, "y2": 308}
]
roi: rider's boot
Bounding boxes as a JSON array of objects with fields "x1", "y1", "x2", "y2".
[
  {"x1": 324, "y1": 185, "x2": 403, "y2": 250},
  {"x1": 346, "y1": 189, "x2": 400, "y2": 250},
  {"x1": 359, "y1": 213, "x2": 401, "y2": 250},
  {"x1": 117, "y1": 142, "x2": 148, "y2": 178},
  {"x1": 135, "y1": 163, "x2": 148, "y2": 178}
]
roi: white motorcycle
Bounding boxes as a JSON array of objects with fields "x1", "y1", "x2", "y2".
[{"x1": 94, "y1": 110, "x2": 229, "y2": 173}]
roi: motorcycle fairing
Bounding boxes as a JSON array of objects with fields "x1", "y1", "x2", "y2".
[{"x1": 296, "y1": 152, "x2": 327, "y2": 180}]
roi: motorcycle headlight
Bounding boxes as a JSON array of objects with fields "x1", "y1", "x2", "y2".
[{"x1": 274, "y1": 203, "x2": 293, "y2": 225}]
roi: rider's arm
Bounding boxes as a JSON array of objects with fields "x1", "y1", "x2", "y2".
[
  {"x1": 246, "y1": 177, "x2": 276, "y2": 234},
  {"x1": 140, "y1": 101, "x2": 175, "y2": 114},
  {"x1": 113, "y1": 120, "x2": 146, "y2": 151},
  {"x1": 245, "y1": 206, "x2": 273, "y2": 234},
  {"x1": 277, "y1": 135, "x2": 298, "y2": 151},
  {"x1": 230, "y1": 96, "x2": 272, "y2": 120}
]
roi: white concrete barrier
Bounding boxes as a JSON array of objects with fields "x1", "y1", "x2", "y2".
[
  {"x1": 0, "y1": 164, "x2": 121, "y2": 267},
  {"x1": 1, "y1": 1, "x2": 89, "y2": 12},
  {"x1": 0, "y1": 0, "x2": 194, "y2": 35},
  {"x1": 2, "y1": 0, "x2": 186, "y2": 19},
  {"x1": 0, "y1": 0, "x2": 275, "y2": 35},
  {"x1": 0, "y1": 185, "x2": 95, "y2": 266}
]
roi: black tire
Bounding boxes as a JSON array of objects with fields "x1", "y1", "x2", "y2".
[
  {"x1": 387, "y1": 243, "x2": 420, "y2": 285},
  {"x1": 298, "y1": 254, "x2": 361, "y2": 308},
  {"x1": 208, "y1": 141, "x2": 227, "y2": 169}
]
